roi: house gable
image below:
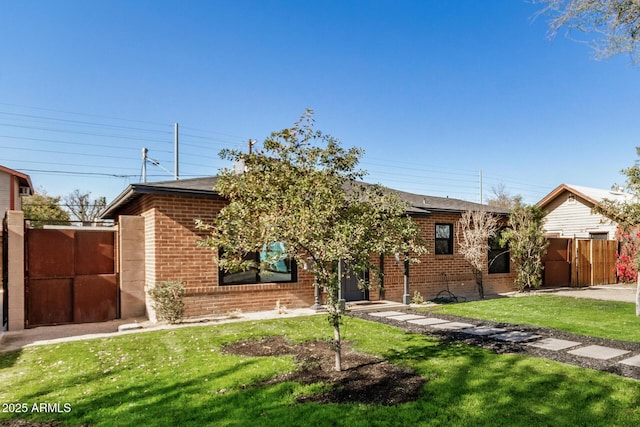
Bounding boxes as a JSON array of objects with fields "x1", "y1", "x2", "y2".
[
  {"x1": 538, "y1": 184, "x2": 625, "y2": 239},
  {"x1": 0, "y1": 165, "x2": 33, "y2": 215}
]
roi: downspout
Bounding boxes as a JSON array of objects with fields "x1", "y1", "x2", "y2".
[{"x1": 403, "y1": 252, "x2": 410, "y2": 305}]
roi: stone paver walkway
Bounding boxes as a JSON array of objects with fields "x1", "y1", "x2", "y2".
[{"x1": 360, "y1": 310, "x2": 640, "y2": 375}]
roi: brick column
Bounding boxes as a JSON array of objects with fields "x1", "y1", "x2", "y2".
[
  {"x1": 118, "y1": 215, "x2": 147, "y2": 319},
  {"x1": 6, "y1": 211, "x2": 24, "y2": 331}
]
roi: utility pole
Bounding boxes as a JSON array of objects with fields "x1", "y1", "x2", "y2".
[
  {"x1": 248, "y1": 139, "x2": 256, "y2": 154},
  {"x1": 142, "y1": 147, "x2": 148, "y2": 183},
  {"x1": 479, "y1": 169, "x2": 483, "y2": 205},
  {"x1": 174, "y1": 122, "x2": 179, "y2": 180}
]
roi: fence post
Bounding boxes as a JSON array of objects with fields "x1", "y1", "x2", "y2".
[
  {"x1": 6, "y1": 211, "x2": 25, "y2": 331},
  {"x1": 118, "y1": 215, "x2": 147, "y2": 319}
]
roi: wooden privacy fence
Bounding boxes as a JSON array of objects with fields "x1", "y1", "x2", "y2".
[
  {"x1": 576, "y1": 239, "x2": 617, "y2": 286},
  {"x1": 543, "y1": 238, "x2": 617, "y2": 287}
]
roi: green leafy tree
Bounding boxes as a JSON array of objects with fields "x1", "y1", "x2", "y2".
[
  {"x1": 198, "y1": 110, "x2": 426, "y2": 371},
  {"x1": 538, "y1": 0, "x2": 640, "y2": 62},
  {"x1": 500, "y1": 205, "x2": 548, "y2": 291},
  {"x1": 64, "y1": 189, "x2": 107, "y2": 224},
  {"x1": 23, "y1": 189, "x2": 71, "y2": 228}
]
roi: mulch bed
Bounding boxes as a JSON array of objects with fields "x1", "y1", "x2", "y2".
[{"x1": 222, "y1": 336, "x2": 425, "y2": 405}]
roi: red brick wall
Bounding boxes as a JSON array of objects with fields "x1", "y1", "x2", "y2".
[
  {"x1": 118, "y1": 194, "x2": 317, "y2": 317},
  {"x1": 376, "y1": 213, "x2": 516, "y2": 302},
  {"x1": 117, "y1": 196, "x2": 516, "y2": 318}
]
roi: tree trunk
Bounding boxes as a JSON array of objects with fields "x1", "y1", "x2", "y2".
[
  {"x1": 636, "y1": 272, "x2": 640, "y2": 317},
  {"x1": 334, "y1": 322, "x2": 342, "y2": 371},
  {"x1": 474, "y1": 268, "x2": 484, "y2": 299}
]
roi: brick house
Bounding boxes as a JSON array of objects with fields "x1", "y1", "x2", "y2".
[{"x1": 101, "y1": 177, "x2": 516, "y2": 319}]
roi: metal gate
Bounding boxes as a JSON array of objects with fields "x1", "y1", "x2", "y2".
[{"x1": 25, "y1": 228, "x2": 118, "y2": 327}]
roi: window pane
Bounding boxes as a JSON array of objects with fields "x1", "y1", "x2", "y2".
[
  {"x1": 435, "y1": 224, "x2": 453, "y2": 255},
  {"x1": 435, "y1": 240, "x2": 450, "y2": 254},
  {"x1": 488, "y1": 233, "x2": 509, "y2": 274},
  {"x1": 221, "y1": 252, "x2": 259, "y2": 284},
  {"x1": 219, "y1": 242, "x2": 297, "y2": 285},
  {"x1": 435, "y1": 224, "x2": 450, "y2": 239},
  {"x1": 259, "y1": 242, "x2": 293, "y2": 282}
]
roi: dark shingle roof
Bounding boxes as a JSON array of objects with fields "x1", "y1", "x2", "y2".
[{"x1": 101, "y1": 176, "x2": 507, "y2": 219}]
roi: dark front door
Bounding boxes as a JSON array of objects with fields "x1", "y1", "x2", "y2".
[{"x1": 341, "y1": 262, "x2": 369, "y2": 302}]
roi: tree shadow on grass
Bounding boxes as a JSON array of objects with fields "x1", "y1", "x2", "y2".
[{"x1": 380, "y1": 332, "x2": 640, "y2": 426}]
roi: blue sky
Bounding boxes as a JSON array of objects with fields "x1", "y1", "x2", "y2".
[{"x1": 1, "y1": 0, "x2": 639, "y2": 206}]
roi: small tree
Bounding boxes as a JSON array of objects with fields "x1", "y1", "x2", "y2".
[
  {"x1": 487, "y1": 183, "x2": 523, "y2": 210},
  {"x1": 457, "y1": 210, "x2": 499, "y2": 299},
  {"x1": 22, "y1": 189, "x2": 71, "y2": 228},
  {"x1": 198, "y1": 110, "x2": 426, "y2": 371},
  {"x1": 64, "y1": 189, "x2": 107, "y2": 225},
  {"x1": 500, "y1": 205, "x2": 548, "y2": 291}
]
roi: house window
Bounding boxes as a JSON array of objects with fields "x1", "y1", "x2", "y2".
[
  {"x1": 488, "y1": 233, "x2": 509, "y2": 274},
  {"x1": 219, "y1": 242, "x2": 297, "y2": 285},
  {"x1": 435, "y1": 223, "x2": 454, "y2": 255},
  {"x1": 589, "y1": 232, "x2": 608, "y2": 240}
]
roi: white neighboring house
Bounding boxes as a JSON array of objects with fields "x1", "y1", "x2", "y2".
[
  {"x1": 0, "y1": 165, "x2": 33, "y2": 217},
  {"x1": 537, "y1": 184, "x2": 633, "y2": 239}
]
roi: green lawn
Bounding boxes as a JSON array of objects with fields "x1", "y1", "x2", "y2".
[
  {"x1": 425, "y1": 295, "x2": 640, "y2": 342},
  {"x1": 1, "y1": 315, "x2": 639, "y2": 426}
]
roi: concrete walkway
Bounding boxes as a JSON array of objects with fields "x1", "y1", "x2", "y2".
[
  {"x1": 363, "y1": 309, "x2": 640, "y2": 369},
  {"x1": 0, "y1": 308, "x2": 319, "y2": 353},
  {"x1": 0, "y1": 284, "x2": 637, "y2": 358}
]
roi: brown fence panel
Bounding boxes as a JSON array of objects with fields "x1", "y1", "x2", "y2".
[
  {"x1": 577, "y1": 240, "x2": 591, "y2": 286},
  {"x1": 591, "y1": 240, "x2": 617, "y2": 285},
  {"x1": 75, "y1": 231, "x2": 115, "y2": 275},
  {"x1": 27, "y1": 229, "x2": 74, "y2": 278},
  {"x1": 26, "y1": 228, "x2": 117, "y2": 327},
  {"x1": 26, "y1": 278, "x2": 73, "y2": 325},
  {"x1": 543, "y1": 238, "x2": 571, "y2": 286},
  {"x1": 576, "y1": 239, "x2": 617, "y2": 286},
  {"x1": 74, "y1": 275, "x2": 117, "y2": 323}
]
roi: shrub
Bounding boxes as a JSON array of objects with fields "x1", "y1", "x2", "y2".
[
  {"x1": 411, "y1": 290, "x2": 424, "y2": 305},
  {"x1": 149, "y1": 280, "x2": 185, "y2": 324},
  {"x1": 616, "y1": 226, "x2": 640, "y2": 283}
]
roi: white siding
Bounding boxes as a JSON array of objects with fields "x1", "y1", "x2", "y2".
[
  {"x1": 0, "y1": 172, "x2": 10, "y2": 217},
  {"x1": 543, "y1": 192, "x2": 617, "y2": 239}
]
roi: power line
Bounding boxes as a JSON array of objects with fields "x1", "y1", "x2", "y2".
[
  {"x1": 0, "y1": 134, "x2": 172, "y2": 154},
  {"x1": 0, "y1": 101, "x2": 170, "y2": 127},
  {"x1": 0, "y1": 122, "x2": 169, "y2": 144},
  {"x1": 0, "y1": 111, "x2": 172, "y2": 135}
]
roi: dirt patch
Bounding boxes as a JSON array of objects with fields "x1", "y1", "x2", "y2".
[{"x1": 222, "y1": 336, "x2": 425, "y2": 405}]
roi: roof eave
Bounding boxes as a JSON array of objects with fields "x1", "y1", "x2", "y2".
[
  {"x1": 538, "y1": 184, "x2": 598, "y2": 209},
  {"x1": 100, "y1": 183, "x2": 223, "y2": 219}
]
